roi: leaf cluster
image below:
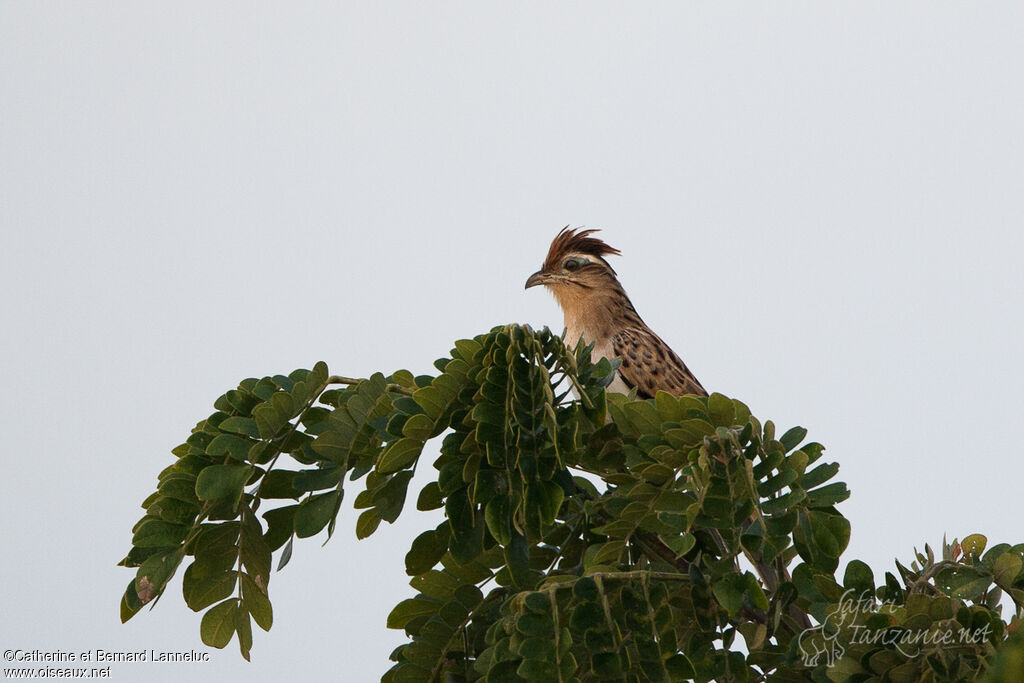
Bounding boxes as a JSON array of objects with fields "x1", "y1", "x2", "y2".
[{"x1": 120, "y1": 325, "x2": 1024, "y2": 681}]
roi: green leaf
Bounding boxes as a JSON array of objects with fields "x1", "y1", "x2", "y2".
[
  {"x1": 292, "y1": 466, "x2": 342, "y2": 493},
  {"x1": 523, "y1": 592, "x2": 551, "y2": 615},
  {"x1": 994, "y1": 553, "x2": 1023, "y2": 588},
  {"x1": 240, "y1": 511, "x2": 272, "y2": 588},
  {"x1": 654, "y1": 391, "x2": 683, "y2": 423},
  {"x1": 805, "y1": 482, "x2": 850, "y2": 508},
  {"x1": 536, "y1": 480, "x2": 564, "y2": 527},
  {"x1": 707, "y1": 393, "x2": 735, "y2": 426},
  {"x1": 200, "y1": 599, "x2": 237, "y2": 649},
  {"x1": 761, "y1": 489, "x2": 807, "y2": 515},
  {"x1": 416, "y1": 482, "x2": 444, "y2": 511},
  {"x1": 387, "y1": 597, "x2": 440, "y2": 630},
  {"x1": 664, "y1": 532, "x2": 696, "y2": 558},
  {"x1": 843, "y1": 559, "x2": 875, "y2": 596},
  {"x1": 310, "y1": 428, "x2": 352, "y2": 465},
  {"x1": 261, "y1": 505, "x2": 296, "y2": 552},
  {"x1": 218, "y1": 416, "x2": 260, "y2": 439},
  {"x1": 194, "y1": 521, "x2": 240, "y2": 555},
  {"x1": 183, "y1": 571, "x2": 236, "y2": 612},
  {"x1": 744, "y1": 573, "x2": 769, "y2": 610},
  {"x1": 372, "y1": 471, "x2": 413, "y2": 525},
  {"x1": 448, "y1": 491, "x2": 484, "y2": 564},
  {"x1": 962, "y1": 533, "x2": 988, "y2": 557},
  {"x1": 621, "y1": 401, "x2": 661, "y2": 436},
  {"x1": 195, "y1": 464, "x2": 252, "y2": 502},
  {"x1": 294, "y1": 491, "x2": 342, "y2": 538},
  {"x1": 405, "y1": 525, "x2": 450, "y2": 576},
  {"x1": 794, "y1": 509, "x2": 850, "y2": 572},
  {"x1": 356, "y1": 509, "x2": 382, "y2": 540},
  {"x1": 472, "y1": 403, "x2": 506, "y2": 427},
  {"x1": 665, "y1": 654, "x2": 696, "y2": 679},
  {"x1": 779, "y1": 426, "x2": 807, "y2": 451},
  {"x1": 517, "y1": 658, "x2": 557, "y2": 680},
  {"x1": 120, "y1": 580, "x2": 143, "y2": 623},
  {"x1": 412, "y1": 386, "x2": 446, "y2": 420},
  {"x1": 713, "y1": 575, "x2": 745, "y2": 616},
  {"x1": 937, "y1": 566, "x2": 992, "y2": 600},
  {"x1": 147, "y1": 497, "x2": 198, "y2": 525},
  {"x1": 592, "y1": 540, "x2": 625, "y2": 566},
  {"x1": 485, "y1": 495, "x2": 512, "y2": 546},
  {"x1": 206, "y1": 434, "x2": 253, "y2": 461},
  {"x1": 505, "y1": 532, "x2": 532, "y2": 589},
  {"x1": 134, "y1": 548, "x2": 184, "y2": 604},
  {"x1": 473, "y1": 469, "x2": 507, "y2": 504},
  {"x1": 664, "y1": 420, "x2": 715, "y2": 448},
  {"x1": 235, "y1": 603, "x2": 253, "y2": 661},
  {"x1": 401, "y1": 414, "x2": 434, "y2": 441},
  {"x1": 277, "y1": 536, "x2": 294, "y2": 571},
  {"x1": 132, "y1": 520, "x2": 188, "y2": 547},
  {"x1": 252, "y1": 404, "x2": 287, "y2": 439},
  {"x1": 801, "y1": 462, "x2": 840, "y2": 489},
  {"x1": 259, "y1": 470, "x2": 299, "y2": 499},
  {"x1": 454, "y1": 338, "x2": 482, "y2": 360},
  {"x1": 158, "y1": 476, "x2": 199, "y2": 505},
  {"x1": 240, "y1": 573, "x2": 273, "y2": 631},
  {"x1": 377, "y1": 438, "x2": 423, "y2": 474}
]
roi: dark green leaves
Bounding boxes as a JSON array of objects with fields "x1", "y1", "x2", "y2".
[
  {"x1": 124, "y1": 325, "x2": 1021, "y2": 683},
  {"x1": 355, "y1": 470, "x2": 415, "y2": 539},
  {"x1": 793, "y1": 509, "x2": 850, "y2": 573},
  {"x1": 121, "y1": 363, "x2": 334, "y2": 655}
]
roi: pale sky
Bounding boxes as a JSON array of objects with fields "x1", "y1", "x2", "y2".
[{"x1": 2, "y1": 3, "x2": 1023, "y2": 681}]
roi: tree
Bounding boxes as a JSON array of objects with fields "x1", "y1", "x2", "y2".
[{"x1": 120, "y1": 324, "x2": 1024, "y2": 681}]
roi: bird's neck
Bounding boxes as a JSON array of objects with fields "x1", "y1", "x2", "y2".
[{"x1": 555, "y1": 281, "x2": 643, "y2": 348}]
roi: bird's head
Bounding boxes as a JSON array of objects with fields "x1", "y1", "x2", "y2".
[{"x1": 525, "y1": 227, "x2": 622, "y2": 295}]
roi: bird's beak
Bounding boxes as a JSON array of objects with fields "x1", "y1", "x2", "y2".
[{"x1": 525, "y1": 270, "x2": 551, "y2": 289}]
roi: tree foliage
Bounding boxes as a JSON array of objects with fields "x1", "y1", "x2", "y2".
[{"x1": 120, "y1": 324, "x2": 1024, "y2": 680}]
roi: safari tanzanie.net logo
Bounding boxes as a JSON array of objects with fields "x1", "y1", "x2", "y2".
[{"x1": 797, "y1": 589, "x2": 993, "y2": 668}]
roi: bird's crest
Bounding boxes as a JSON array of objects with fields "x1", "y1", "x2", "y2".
[{"x1": 542, "y1": 226, "x2": 621, "y2": 274}]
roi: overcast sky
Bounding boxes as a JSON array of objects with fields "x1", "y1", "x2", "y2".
[{"x1": 2, "y1": 3, "x2": 1023, "y2": 681}]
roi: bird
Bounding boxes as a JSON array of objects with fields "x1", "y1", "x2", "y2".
[{"x1": 525, "y1": 226, "x2": 706, "y2": 399}]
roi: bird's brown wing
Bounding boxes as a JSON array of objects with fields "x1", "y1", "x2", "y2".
[{"x1": 611, "y1": 327, "x2": 707, "y2": 399}]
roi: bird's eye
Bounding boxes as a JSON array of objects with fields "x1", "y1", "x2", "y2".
[{"x1": 564, "y1": 258, "x2": 584, "y2": 272}]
